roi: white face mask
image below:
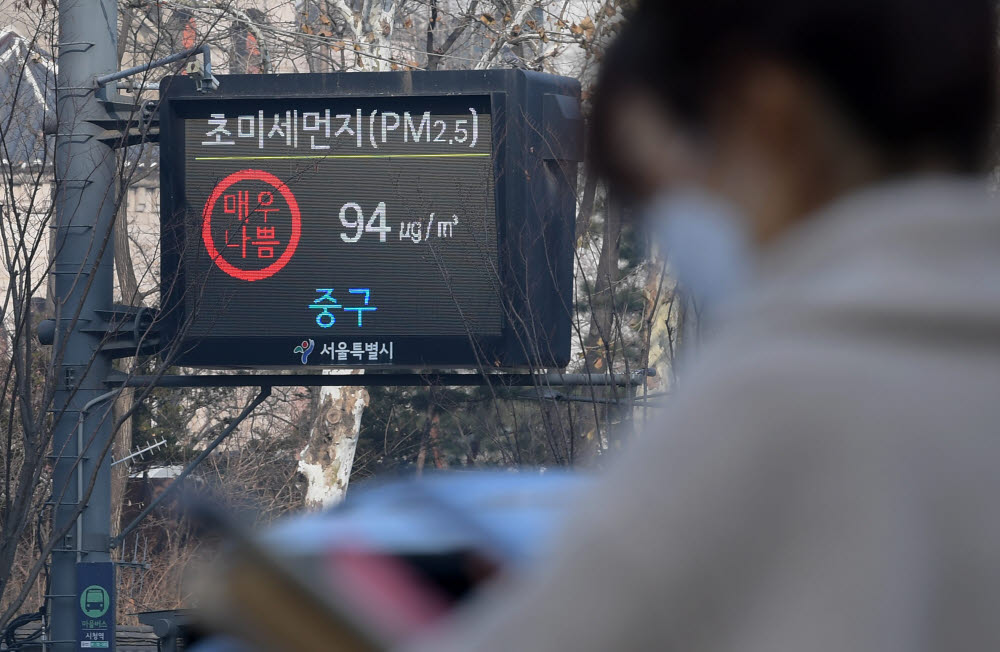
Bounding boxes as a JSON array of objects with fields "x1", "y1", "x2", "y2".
[{"x1": 644, "y1": 189, "x2": 753, "y2": 320}]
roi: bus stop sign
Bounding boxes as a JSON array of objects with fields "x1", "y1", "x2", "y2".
[{"x1": 77, "y1": 561, "x2": 115, "y2": 649}]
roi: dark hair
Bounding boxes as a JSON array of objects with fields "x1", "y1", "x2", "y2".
[{"x1": 591, "y1": 0, "x2": 998, "y2": 186}]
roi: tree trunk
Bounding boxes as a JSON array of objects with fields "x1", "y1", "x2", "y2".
[
  {"x1": 298, "y1": 370, "x2": 369, "y2": 508},
  {"x1": 578, "y1": 194, "x2": 623, "y2": 464},
  {"x1": 415, "y1": 394, "x2": 446, "y2": 475},
  {"x1": 643, "y1": 257, "x2": 681, "y2": 388},
  {"x1": 111, "y1": 156, "x2": 139, "y2": 538},
  {"x1": 576, "y1": 166, "x2": 599, "y2": 241}
]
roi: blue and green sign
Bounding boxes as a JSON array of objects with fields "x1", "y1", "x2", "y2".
[{"x1": 76, "y1": 562, "x2": 115, "y2": 649}]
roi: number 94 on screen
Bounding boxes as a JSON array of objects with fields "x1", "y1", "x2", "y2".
[{"x1": 337, "y1": 202, "x2": 460, "y2": 244}]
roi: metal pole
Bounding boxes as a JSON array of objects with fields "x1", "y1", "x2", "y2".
[{"x1": 52, "y1": 0, "x2": 118, "y2": 647}]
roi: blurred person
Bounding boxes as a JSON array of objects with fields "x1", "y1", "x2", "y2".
[{"x1": 408, "y1": 0, "x2": 1000, "y2": 650}]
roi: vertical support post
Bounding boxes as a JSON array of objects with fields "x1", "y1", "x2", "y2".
[{"x1": 52, "y1": 0, "x2": 118, "y2": 648}]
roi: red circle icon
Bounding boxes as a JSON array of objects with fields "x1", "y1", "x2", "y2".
[{"x1": 202, "y1": 169, "x2": 302, "y2": 282}]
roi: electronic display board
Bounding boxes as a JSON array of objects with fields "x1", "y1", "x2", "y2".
[{"x1": 159, "y1": 71, "x2": 581, "y2": 368}]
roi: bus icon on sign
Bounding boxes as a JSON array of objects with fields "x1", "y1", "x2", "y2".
[
  {"x1": 80, "y1": 584, "x2": 109, "y2": 618},
  {"x1": 85, "y1": 588, "x2": 104, "y2": 611}
]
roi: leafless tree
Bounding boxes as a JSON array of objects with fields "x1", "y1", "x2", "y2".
[{"x1": 0, "y1": 0, "x2": 683, "y2": 628}]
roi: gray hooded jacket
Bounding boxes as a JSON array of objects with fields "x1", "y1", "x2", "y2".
[{"x1": 410, "y1": 176, "x2": 1000, "y2": 651}]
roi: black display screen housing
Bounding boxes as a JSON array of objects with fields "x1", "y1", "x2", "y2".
[{"x1": 159, "y1": 70, "x2": 581, "y2": 369}]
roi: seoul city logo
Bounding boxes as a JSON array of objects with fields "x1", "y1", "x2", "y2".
[{"x1": 293, "y1": 339, "x2": 315, "y2": 364}]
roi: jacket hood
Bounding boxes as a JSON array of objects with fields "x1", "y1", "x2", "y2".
[{"x1": 722, "y1": 175, "x2": 1000, "y2": 346}]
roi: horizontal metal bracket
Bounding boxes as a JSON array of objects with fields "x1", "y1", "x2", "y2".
[
  {"x1": 91, "y1": 97, "x2": 159, "y2": 147},
  {"x1": 37, "y1": 304, "x2": 161, "y2": 358},
  {"x1": 86, "y1": 305, "x2": 161, "y2": 358},
  {"x1": 105, "y1": 370, "x2": 654, "y2": 389}
]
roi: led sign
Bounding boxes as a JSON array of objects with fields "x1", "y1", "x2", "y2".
[{"x1": 159, "y1": 71, "x2": 581, "y2": 368}]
